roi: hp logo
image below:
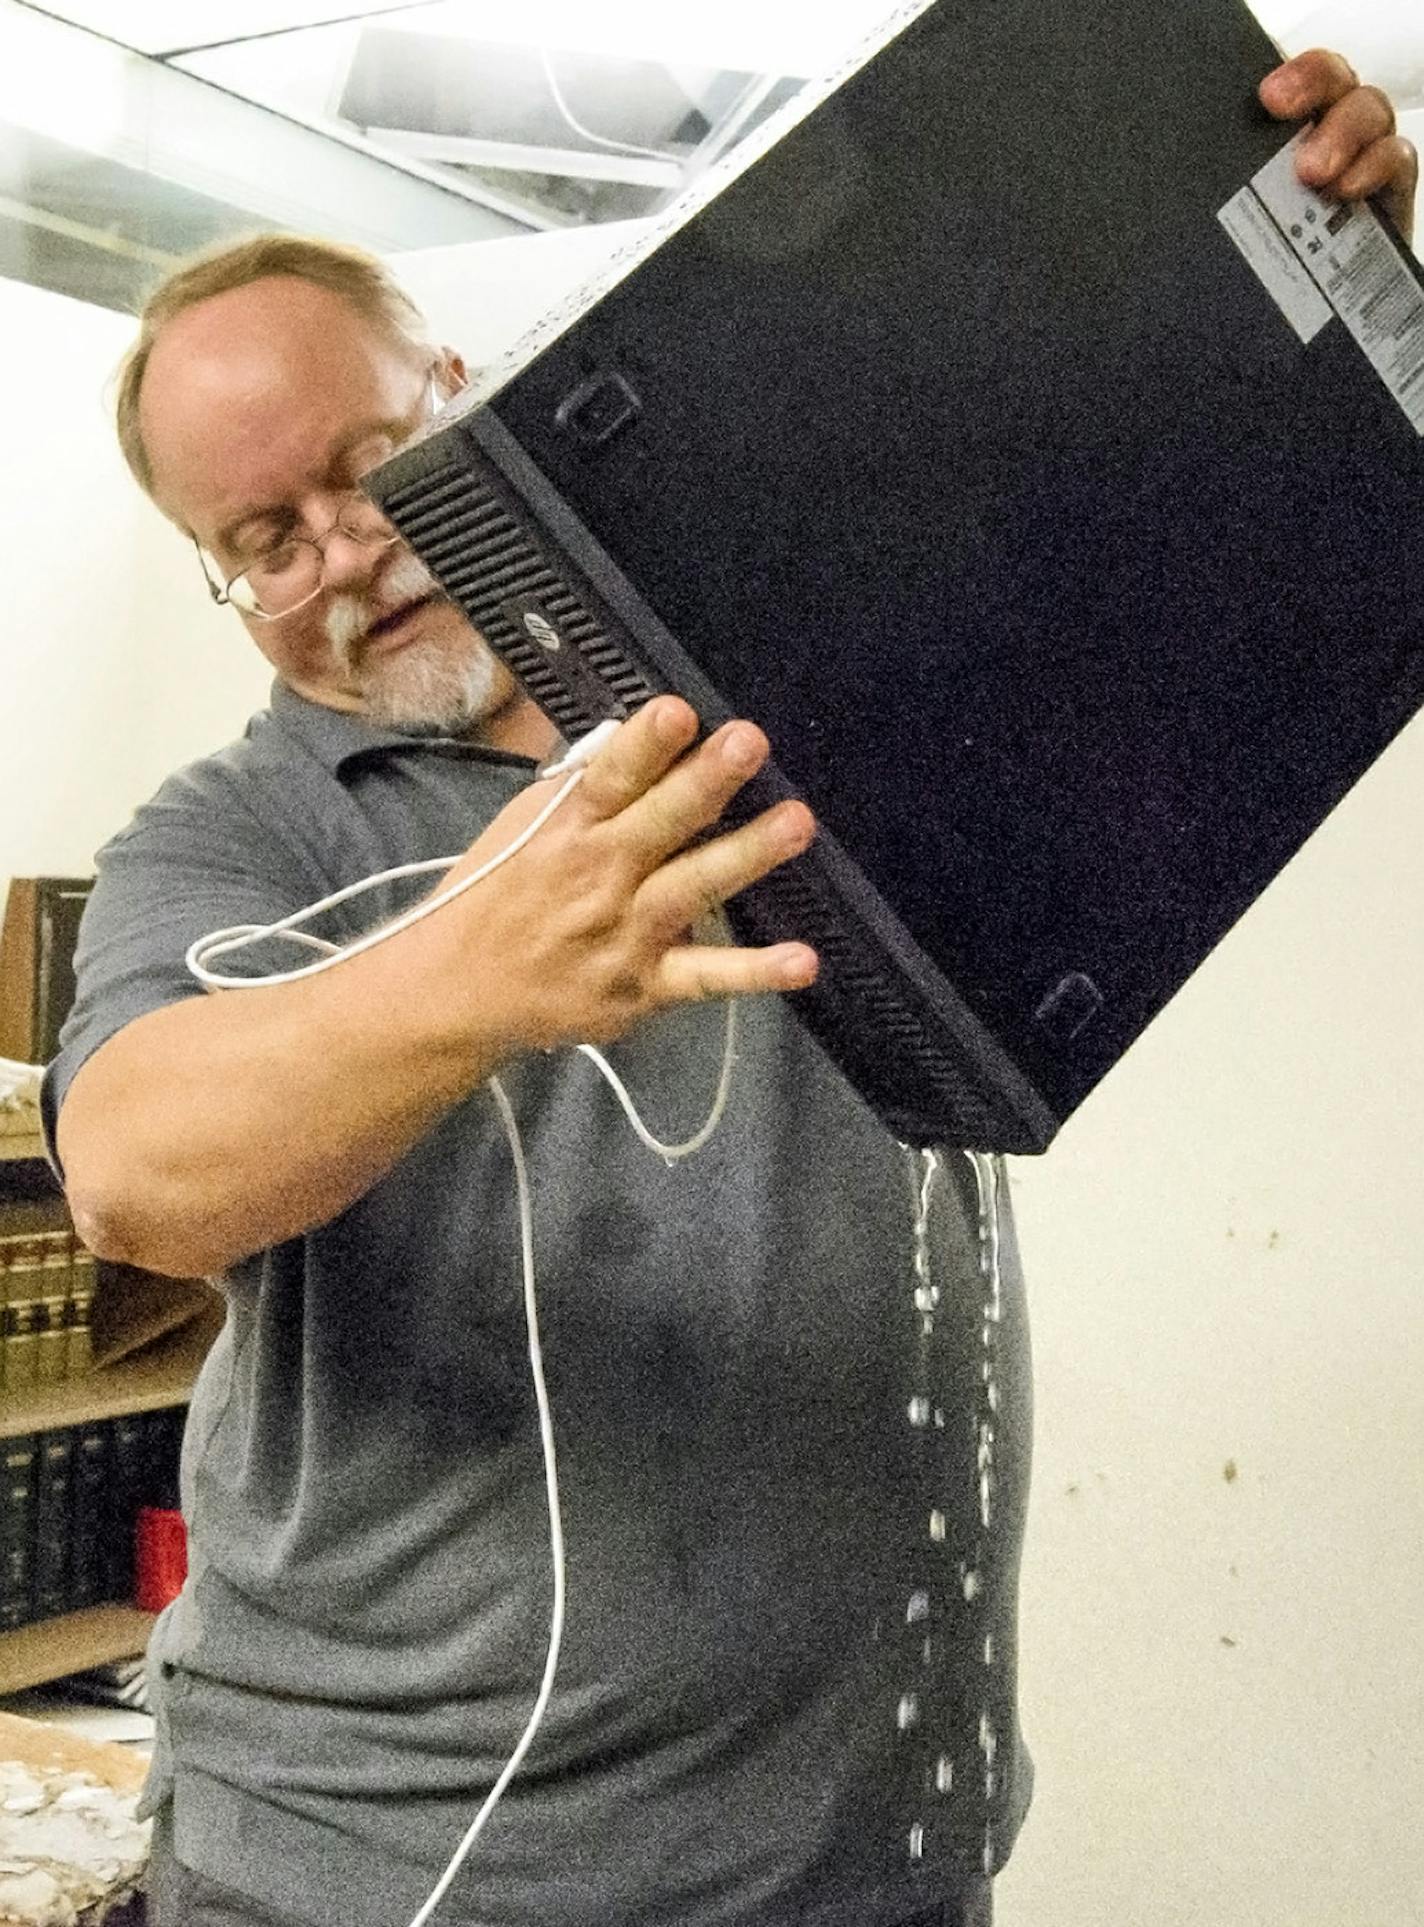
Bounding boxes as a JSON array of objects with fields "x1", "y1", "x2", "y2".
[{"x1": 523, "y1": 609, "x2": 561, "y2": 652}]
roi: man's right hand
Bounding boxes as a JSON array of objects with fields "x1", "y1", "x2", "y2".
[{"x1": 428, "y1": 696, "x2": 818, "y2": 1055}]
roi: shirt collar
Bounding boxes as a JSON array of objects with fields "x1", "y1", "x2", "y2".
[{"x1": 267, "y1": 678, "x2": 539, "y2": 779}]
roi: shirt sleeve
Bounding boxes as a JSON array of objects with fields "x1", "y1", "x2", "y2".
[{"x1": 41, "y1": 761, "x2": 316, "y2": 1177}]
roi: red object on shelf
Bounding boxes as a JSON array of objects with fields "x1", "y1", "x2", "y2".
[{"x1": 134, "y1": 1506, "x2": 187, "y2": 1612}]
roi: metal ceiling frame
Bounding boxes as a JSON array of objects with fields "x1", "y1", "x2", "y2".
[
  {"x1": 1, "y1": 0, "x2": 828, "y2": 262},
  {"x1": 1, "y1": 0, "x2": 539, "y2": 244}
]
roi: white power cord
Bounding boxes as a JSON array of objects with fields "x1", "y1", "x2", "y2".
[
  {"x1": 186, "y1": 723, "x2": 623, "y2": 992},
  {"x1": 186, "y1": 771, "x2": 586, "y2": 992},
  {"x1": 404, "y1": 1073, "x2": 563, "y2": 1927},
  {"x1": 578, "y1": 994, "x2": 737, "y2": 1161},
  {"x1": 183, "y1": 726, "x2": 740, "y2": 1923}
]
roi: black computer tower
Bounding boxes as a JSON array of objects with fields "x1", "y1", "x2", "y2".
[{"x1": 368, "y1": 0, "x2": 1424, "y2": 1151}]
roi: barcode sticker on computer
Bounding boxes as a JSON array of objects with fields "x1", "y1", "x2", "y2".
[
  {"x1": 1217, "y1": 183, "x2": 1334, "y2": 343},
  {"x1": 1249, "y1": 131, "x2": 1424, "y2": 435}
]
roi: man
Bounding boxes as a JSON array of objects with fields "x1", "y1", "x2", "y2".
[{"x1": 45, "y1": 45, "x2": 1417, "y2": 1927}]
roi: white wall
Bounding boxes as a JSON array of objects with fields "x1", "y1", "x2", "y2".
[
  {"x1": 0, "y1": 276, "x2": 270, "y2": 897},
  {"x1": 396, "y1": 220, "x2": 651, "y2": 370}
]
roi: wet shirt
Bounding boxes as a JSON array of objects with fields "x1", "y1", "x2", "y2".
[{"x1": 43, "y1": 682, "x2": 1033, "y2": 1927}]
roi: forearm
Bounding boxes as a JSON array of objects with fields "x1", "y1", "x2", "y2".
[{"x1": 58, "y1": 907, "x2": 509, "y2": 1278}]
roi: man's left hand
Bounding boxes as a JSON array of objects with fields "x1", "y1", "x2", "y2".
[{"x1": 1259, "y1": 48, "x2": 1418, "y2": 246}]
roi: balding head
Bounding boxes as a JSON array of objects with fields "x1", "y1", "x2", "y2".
[
  {"x1": 138, "y1": 274, "x2": 430, "y2": 545},
  {"x1": 112, "y1": 239, "x2": 544, "y2": 751},
  {"x1": 115, "y1": 232, "x2": 436, "y2": 503}
]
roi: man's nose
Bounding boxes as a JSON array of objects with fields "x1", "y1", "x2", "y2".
[{"x1": 318, "y1": 523, "x2": 386, "y2": 594}]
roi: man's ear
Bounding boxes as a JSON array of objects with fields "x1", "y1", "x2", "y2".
[{"x1": 436, "y1": 346, "x2": 469, "y2": 397}]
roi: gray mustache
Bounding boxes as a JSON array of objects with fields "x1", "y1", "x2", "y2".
[{"x1": 328, "y1": 550, "x2": 441, "y2": 660}]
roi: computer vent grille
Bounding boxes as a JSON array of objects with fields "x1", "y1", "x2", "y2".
[
  {"x1": 720, "y1": 803, "x2": 1017, "y2": 1150},
  {"x1": 378, "y1": 459, "x2": 655, "y2": 736}
]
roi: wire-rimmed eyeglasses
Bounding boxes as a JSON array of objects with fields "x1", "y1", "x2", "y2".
[{"x1": 194, "y1": 374, "x2": 442, "y2": 623}]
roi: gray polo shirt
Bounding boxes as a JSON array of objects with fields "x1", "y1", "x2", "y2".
[{"x1": 44, "y1": 682, "x2": 1033, "y2": 1927}]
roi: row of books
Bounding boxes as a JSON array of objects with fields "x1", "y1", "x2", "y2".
[
  {"x1": 1, "y1": 1225, "x2": 98, "y2": 1391},
  {"x1": 1, "y1": 1408, "x2": 183, "y2": 1631}
]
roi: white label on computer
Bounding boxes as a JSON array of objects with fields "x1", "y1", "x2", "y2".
[
  {"x1": 1217, "y1": 183, "x2": 1333, "y2": 344},
  {"x1": 1248, "y1": 131, "x2": 1424, "y2": 436}
]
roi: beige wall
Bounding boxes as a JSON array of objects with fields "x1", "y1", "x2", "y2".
[
  {"x1": 996, "y1": 720, "x2": 1424, "y2": 1926},
  {"x1": 1, "y1": 276, "x2": 270, "y2": 896}
]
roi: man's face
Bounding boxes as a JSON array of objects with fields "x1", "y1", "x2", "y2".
[{"x1": 139, "y1": 274, "x2": 518, "y2": 734}]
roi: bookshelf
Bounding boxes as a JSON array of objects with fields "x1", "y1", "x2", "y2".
[
  {"x1": 0, "y1": 1313, "x2": 215, "y2": 1442},
  {"x1": 0, "y1": 1132, "x2": 216, "y2": 1691},
  {"x1": 0, "y1": 1604, "x2": 158, "y2": 1696},
  {"x1": 0, "y1": 1131, "x2": 52, "y2": 1173}
]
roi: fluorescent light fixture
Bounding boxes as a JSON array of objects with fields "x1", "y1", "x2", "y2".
[{"x1": 368, "y1": 129, "x2": 682, "y2": 190}]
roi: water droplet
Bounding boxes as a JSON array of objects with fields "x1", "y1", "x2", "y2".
[
  {"x1": 914, "y1": 1283, "x2": 940, "y2": 1313},
  {"x1": 935, "y1": 1754, "x2": 954, "y2": 1794},
  {"x1": 983, "y1": 1633, "x2": 995, "y2": 1665},
  {"x1": 897, "y1": 1693, "x2": 919, "y2": 1731},
  {"x1": 906, "y1": 1589, "x2": 931, "y2": 1624},
  {"x1": 962, "y1": 1569, "x2": 982, "y2": 1601},
  {"x1": 928, "y1": 1509, "x2": 947, "y2": 1542},
  {"x1": 907, "y1": 1397, "x2": 931, "y2": 1428},
  {"x1": 908, "y1": 1822, "x2": 925, "y2": 1861}
]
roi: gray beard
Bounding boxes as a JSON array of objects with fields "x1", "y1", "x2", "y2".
[{"x1": 327, "y1": 550, "x2": 501, "y2": 733}]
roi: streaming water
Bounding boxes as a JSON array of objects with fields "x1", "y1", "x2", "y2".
[{"x1": 893, "y1": 1146, "x2": 1007, "y2": 1871}]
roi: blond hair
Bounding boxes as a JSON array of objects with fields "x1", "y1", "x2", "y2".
[{"x1": 114, "y1": 232, "x2": 436, "y2": 498}]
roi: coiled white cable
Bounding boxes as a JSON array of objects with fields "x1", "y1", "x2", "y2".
[
  {"x1": 185, "y1": 767, "x2": 587, "y2": 991},
  {"x1": 578, "y1": 1000, "x2": 737, "y2": 1161}
]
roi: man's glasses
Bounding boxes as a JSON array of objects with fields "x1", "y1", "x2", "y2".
[{"x1": 195, "y1": 374, "x2": 441, "y2": 623}]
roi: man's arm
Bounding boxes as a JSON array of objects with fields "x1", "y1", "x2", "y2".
[
  {"x1": 1261, "y1": 47, "x2": 1419, "y2": 246},
  {"x1": 56, "y1": 700, "x2": 816, "y2": 1279}
]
